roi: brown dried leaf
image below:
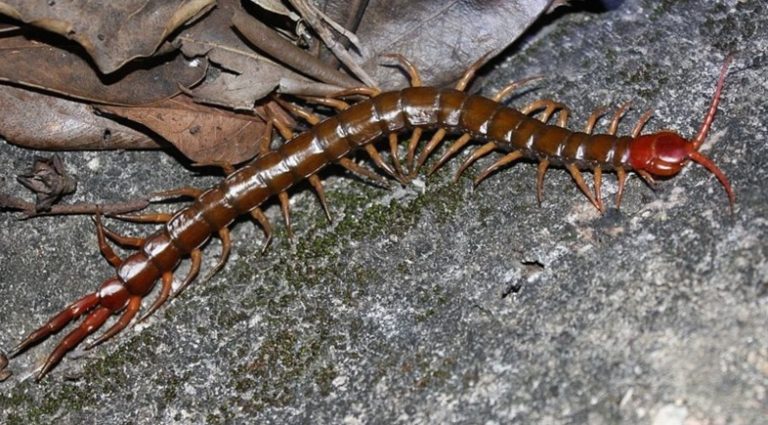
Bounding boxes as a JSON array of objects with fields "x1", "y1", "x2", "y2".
[
  {"x1": 0, "y1": 84, "x2": 159, "y2": 150},
  {"x1": 0, "y1": 0, "x2": 215, "y2": 73},
  {"x1": 99, "y1": 96, "x2": 270, "y2": 164},
  {"x1": 231, "y1": 9, "x2": 357, "y2": 91},
  {"x1": 175, "y1": 0, "x2": 313, "y2": 110},
  {"x1": 0, "y1": 35, "x2": 207, "y2": 105},
  {"x1": 249, "y1": 0, "x2": 300, "y2": 21},
  {"x1": 351, "y1": 0, "x2": 554, "y2": 88},
  {"x1": 16, "y1": 155, "x2": 77, "y2": 212}
]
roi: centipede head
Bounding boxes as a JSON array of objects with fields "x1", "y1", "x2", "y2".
[{"x1": 627, "y1": 55, "x2": 735, "y2": 208}]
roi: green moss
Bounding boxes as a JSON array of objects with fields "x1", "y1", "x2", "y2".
[
  {"x1": 315, "y1": 364, "x2": 337, "y2": 396},
  {"x1": 215, "y1": 172, "x2": 472, "y2": 411},
  {"x1": 0, "y1": 378, "x2": 95, "y2": 424},
  {"x1": 409, "y1": 353, "x2": 457, "y2": 390}
]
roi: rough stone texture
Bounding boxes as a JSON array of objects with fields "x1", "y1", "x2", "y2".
[{"x1": 1, "y1": 0, "x2": 766, "y2": 424}]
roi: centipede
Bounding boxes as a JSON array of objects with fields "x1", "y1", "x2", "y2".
[{"x1": 3, "y1": 54, "x2": 734, "y2": 381}]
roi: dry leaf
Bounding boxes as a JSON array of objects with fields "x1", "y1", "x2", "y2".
[
  {"x1": 16, "y1": 155, "x2": 77, "y2": 212},
  {"x1": 175, "y1": 0, "x2": 314, "y2": 110},
  {"x1": 249, "y1": 0, "x2": 301, "y2": 22},
  {"x1": 0, "y1": 35, "x2": 207, "y2": 105},
  {"x1": 0, "y1": 0, "x2": 215, "y2": 73},
  {"x1": 232, "y1": 9, "x2": 357, "y2": 91},
  {"x1": 0, "y1": 84, "x2": 159, "y2": 150},
  {"x1": 353, "y1": 0, "x2": 554, "y2": 89},
  {"x1": 99, "y1": 96, "x2": 270, "y2": 164}
]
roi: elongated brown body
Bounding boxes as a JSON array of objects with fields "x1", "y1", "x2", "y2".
[
  {"x1": 9, "y1": 55, "x2": 734, "y2": 380},
  {"x1": 119, "y1": 87, "x2": 635, "y2": 298}
]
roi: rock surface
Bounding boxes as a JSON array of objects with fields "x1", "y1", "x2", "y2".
[{"x1": 1, "y1": 0, "x2": 766, "y2": 424}]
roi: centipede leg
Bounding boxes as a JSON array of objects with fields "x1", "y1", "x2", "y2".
[
  {"x1": 416, "y1": 67, "x2": 540, "y2": 172},
  {"x1": 631, "y1": 110, "x2": 654, "y2": 137},
  {"x1": 301, "y1": 96, "x2": 350, "y2": 111},
  {"x1": 637, "y1": 169, "x2": 658, "y2": 189},
  {"x1": 37, "y1": 306, "x2": 111, "y2": 380},
  {"x1": 93, "y1": 217, "x2": 145, "y2": 248},
  {"x1": 405, "y1": 127, "x2": 423, "y2": 174},
  {"x1": 86, "y1": 295, "x2": 141, "y2": 349},
  {"x1": 382, "y1": 53, "x2": 422, "y2": 87},
  {"x1": 173, "y1": 248, "x2": 202, "y2": 298},
  {"x1": 364, "y1": 144, "x2": 405, "y2": 183},
  {"x1": 474, "y1": 150, "x2": 524, "y2": 187},
  {"x1": 615, "y1": 166, "x2": 627, "y2": 209},
  {"x1": 429, "y1": 133, "x2": 472, "y2": 176},
  {"x1": 278, "y1": 191, "x2": 293, "y2": 239},
  {"x1": 455, "y1": 52, "x2": 490, "y2": 91},
  {"x1": 338, "y1": 157, "x2": 390, "y2": 187},
  {"x1": 10, "y1": 292, "x2": 100, "y2": 357},
  {"x1": 272, "y1": 109, "x2": 335, "y2": 227},
  {"x1": 415, "y1": 128, "x2": 447, "y2": 171},
  {"x1": 309, "y1": 174, "x2": 332, "y2": 222},
  {"x1": 276, "y1": 99, "x2": 321, "y2": 125},
  {"x1": 112, "y1": 212, "x2": 173, "y2": 224},
  {"x1": 249, "y1": 208, "x2": 274, "y2": 253},
  {"x1": 389, "y1": 133, "x2": 406, "y2": 178},
  {"x1": 259, "y1": 120, "x2": 274, "y2": 155},
  {"x1": 149, "y1": 187, "x2": 204, "y2": 202},
  {"x1": 522, "y1": 99, "x2": 570, "y2": 125},
  {"x1": 272, "y1": 109, "x2": 298, "y2": 140},
  {"x1": 594, "y1": 165, "x2": 603, "y2": 210},
  {"x1": 492, "y1": 76, "x2": 546, "y2": 102},
  {"x1": 455, "y1": 142, "x2": 496, "y2": 182},
  {"x1": 95, "y1": 211, "x2": 122, "y2": 268},
  {"x1": 203, "y1": 227, "x2": 231, "y2": 282},
  {"x1": 381, "y1": 54, "x2": 423, "y2": 173},
  {"x1": 139, "y1": 271, "x2": 174, "y2": 322},
  {"x1": 608, "y1": 102, "x2": 632, "y2": 134},
  {"x1": 330, "y1": 86, "x2": 381, "y2": 98},
  {"x1": 585, "y1": 106, "x2": 609, "y2": 133},
  {"x1": 536, "y1": 159, "x2": 550, "y2": 206},
  {"x1": 566, "y1": 164, "x2": 603, "y2": 211}
]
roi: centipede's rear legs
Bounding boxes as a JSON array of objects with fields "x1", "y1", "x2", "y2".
[
  {"x1": 12, "y1": 212, "x2": 138, "y2": 379},
  {"x1": 101, "y1": 212, "x2": 189, "y2": 322}
]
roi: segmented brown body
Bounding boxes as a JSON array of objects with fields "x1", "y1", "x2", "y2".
[
  {"x1": 120, "y1": 87, "x2": 635, "y2": 297},
  {"x1": 9, "y1": 56, "x2": 733, "y2": 380}
]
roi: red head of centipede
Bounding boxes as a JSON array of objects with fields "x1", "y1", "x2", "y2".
[{"x1": 626, "y1": 55, "x2": 735, "y2": 208}]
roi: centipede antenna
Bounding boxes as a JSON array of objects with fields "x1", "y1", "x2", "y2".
[
  {"x1": 693, "y1": 54, "x2": 733, "y2": 150},
  {"x1": 689, "y1": 150, "x2": 735, "y2": 209}
]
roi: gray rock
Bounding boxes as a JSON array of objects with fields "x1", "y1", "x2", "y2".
[{"x1": 1, "y1": 0, "x2": 766, "y2": 424}]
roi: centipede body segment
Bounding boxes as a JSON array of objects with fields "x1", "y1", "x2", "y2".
[{"x1": 6, "y1": 54, "x2": 734, "y2": 380}]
